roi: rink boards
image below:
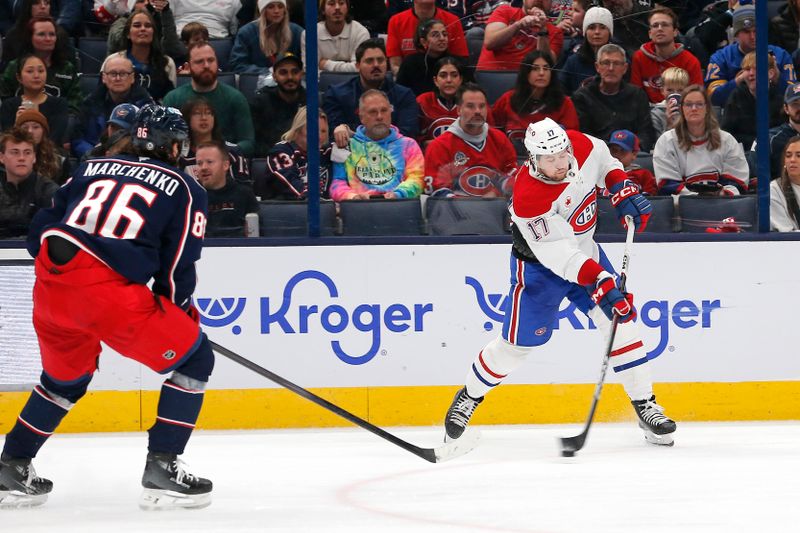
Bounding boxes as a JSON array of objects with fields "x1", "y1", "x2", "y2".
[{"x1": 1, "y1": 241, "x2": 799, "y2": 432}]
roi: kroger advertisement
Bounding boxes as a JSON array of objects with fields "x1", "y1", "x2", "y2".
[
  {"x1": 181, "y1": 241, "x2": 798, "y2": 390},
  {"x1": 2, "y1": 242, "x2": 799, "y2": 390}
]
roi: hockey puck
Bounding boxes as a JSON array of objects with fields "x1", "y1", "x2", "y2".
[{"x1": 561, "y1": 450, "x2": 575, "y2": 457}]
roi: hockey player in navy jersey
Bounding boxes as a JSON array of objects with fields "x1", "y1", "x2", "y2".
[
  {"x1": 443, "y1": 117, "x2": 677, "y2": 447},
  {"x1": 0, "y1": 104, "x2": 215, "y2": 510}
]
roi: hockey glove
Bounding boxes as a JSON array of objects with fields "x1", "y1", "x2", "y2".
[
  {"x1": 609, "y1": 181, "x2": 651, "y2": 232},
  {"x1": 590, "y1": 273, "x2": 636, "y2": 323}
]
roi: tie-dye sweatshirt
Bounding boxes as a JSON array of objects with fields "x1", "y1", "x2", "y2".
[{"x1": 330, "y1": 126, "x2": 424, "y2": 201}]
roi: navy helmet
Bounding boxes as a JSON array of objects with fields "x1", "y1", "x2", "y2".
[{"x1": 132, "y1": 104, "x2": 189, "y2": 158}]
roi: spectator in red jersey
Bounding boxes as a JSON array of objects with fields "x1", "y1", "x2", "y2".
[
  {"x1": 397, "y1": 19, "x2": 468, "y2": 96},
  {"x1": 386, "y1": 0, "x2": 469, "y2": 76},
  {"x1": 630, "y1": 6, "x2": 703, "y2": 104},
  {"x1": 424, "y1": 82, "x2": 517, "y2": 197},
  {"x1": 492, "y1": 50, "x2": 578, "y2": 152},
  {"x1": 416, "y1": 57, "x2": 465, "y2": 148},
  {"x1": 606, "y1": 130, "x2": 657, "y2": 195},
  {"x1": 476, "y1": 0, "x2": 564, "y2": 71},
  {"x1": 417, "y1": 57, "x2": 493, "y2": 148}
]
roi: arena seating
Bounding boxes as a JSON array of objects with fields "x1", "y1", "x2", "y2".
[{"x1": 426, "y1": 196, "x2": 510, "y2": 235}]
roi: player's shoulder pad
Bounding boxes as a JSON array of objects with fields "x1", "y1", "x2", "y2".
[
  {"x1": 567, "y1": 129, "x2": 597, "y2": 167},
  {"x1": 511, "y1": 165, "x2": 569, "y2": 219}
]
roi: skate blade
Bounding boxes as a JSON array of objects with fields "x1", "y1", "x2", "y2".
[
  {"x1": 435, "y1": 428, "x2": 481, "y2": 462},
  {"x1": 139, "y1": 488, "x2": 212, "y2": 511},
  {"x1": 0, "y1": 490, "x2": 48, "y2": 509},
  {"x1": 638, "y1": 422, "x2": 675, "y2": 447}
]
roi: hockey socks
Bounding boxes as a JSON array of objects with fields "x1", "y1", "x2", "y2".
[
  {"x1": 2, "y1": 385, "x2": 75, "y2": 460},
  {"x1": 465, "y1": 337, "x2": 532, "y2": 399},
  {"x1": 148, "y1": 373, "x2": 206, "y2": 455}
]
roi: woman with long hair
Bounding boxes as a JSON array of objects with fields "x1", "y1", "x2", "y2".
[
  {"x1": 771, "y1": 135, "x2": 800, "y2": 231},
  {"x1": 1, "y1": 0, "x2": 73, "y2": 66},
  {"x1": 397, "y1": 19, "x2": 468, "y2": 96},
  {"x1": 114, "y1": 8, "x2": 176, "y2": 100},
  {"x1": 230, "y1": 0, "x2": 303, "y2": 74},
  {"x1": 258, "y1": 107, "x2": 332, "y2": 200},
  {"x1": 14, "y1": 108, "x2": 71, "y2": 184},
  {"x1": 0, "y1": 16, "x2": 82, "y2": 113},
  {"x1": 416, "y1": 57, "x2": 468, "y2": 148},
  {"x1": 653, "y1": 85, "x2": 749, "y2": 196},
  {"x1": 179, "y1": 97, "x2": 251, "y2": 186},
  {"x1": 559, "y1": 5, "x2": 613, "y2": 94},
  {"x1": 0, "y1": 54, "x2": 69, "y2": 146},
  {"x1": 492, "y1": 49, "x2": 578, "y2": 147}
]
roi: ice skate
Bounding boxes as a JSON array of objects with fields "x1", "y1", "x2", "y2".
[
  {"x1": 444, "y1": 387, "x2": 483, "y2": 441},
  {"x1": 632, "y1": 396, "x2": 677, "y2": 446},
  {"x1": 139, "y1": 452, "x2": 212, "y2": 510},
  {"x1": 0, "y1": 453, "x2": 53, "y2": 508}
]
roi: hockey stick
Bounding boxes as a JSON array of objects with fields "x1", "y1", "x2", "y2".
[
  {"x1": 209, "y1": 341, "x2": 480, "y2": 464},
  {"x1": 559, "y1": 215, "x2": 636, "y2": 456}
]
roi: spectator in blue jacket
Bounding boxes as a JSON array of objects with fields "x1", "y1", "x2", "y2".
[
  {"x1": 229, "y1": 0, "x2": 303, "y2": 74},
  {"x1": 324, "y1": 38, "x2": 419, "y2": 148},
  {"x1": 71, "y1": 54, "x2": 153, "y2": 158},
  {"x1": 705, "y1": 5, "x2": 795, "y2": 107}
]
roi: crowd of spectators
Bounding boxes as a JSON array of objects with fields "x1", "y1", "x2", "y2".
[{"x1": 2, "y1": 0, "x2": 800, "y2": 237}]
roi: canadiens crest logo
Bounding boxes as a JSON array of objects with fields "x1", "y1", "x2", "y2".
[
  {"x1": 457, "y1": 166, "x2": 500, "y2": 196},
  {"x1": 429, "y1": 117, "x2": 455, "y2": 139},
  {"x1": 535, "y1": 327, "x2": 547, "y2": 336},
  {"x1": 453, "y1": 151, "x2": 468, "y2": 166},
  {"x1": 568, "y1": 191, "x2": 597, "y2": 234}
]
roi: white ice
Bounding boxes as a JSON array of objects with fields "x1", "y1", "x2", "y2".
[{"x1": 1, "y1": 422, "x2": 797, "y2": 532}]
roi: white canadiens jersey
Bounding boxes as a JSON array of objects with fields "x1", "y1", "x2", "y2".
[{"x1": 509, "y1": 130, "x2": 628, "y2": 284}]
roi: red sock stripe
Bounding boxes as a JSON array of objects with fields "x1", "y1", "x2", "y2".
[
  {"x1": 156, "y1": 416, "x2": 196, "y2": 429},
  {"x1": 17, "y1": 416, "x2": 53, "y2": 436},
  {"x1": 508, "y1": 259, "x2": 525, "y2": 344},
  {"x1": 34, "y1": 385, "x2": 70, "y2": 411},
  {"x1": 610, "y1": 340, "x2": 644, "y2": 357},
  {"x1": 478, "y1": 351, "x2": 507, "y2": 379}
]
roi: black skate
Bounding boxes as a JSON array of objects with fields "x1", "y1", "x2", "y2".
[
  {"x1": 632, "y1": 396, "x2": 677, "y2": 446},
  {"x1": 139, "y1": 452, "x2": 212, "y2": 510},
  {"x1": 0, "y1": 453, "x2": 53, "y2": 508},
  {"x1": 444, "y1": 387, "x2": 483, "y2": 441}
]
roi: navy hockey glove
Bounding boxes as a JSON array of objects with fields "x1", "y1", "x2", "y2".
[
  {"x1": 185, "y1": 304, "x2": 201, "y2": 325},
  {"x1": 609, "y1": 181, "x2": 651, "y2": 232},
  {"x1": 590, "y1": 274, "x2": 636, "y2": 323}
]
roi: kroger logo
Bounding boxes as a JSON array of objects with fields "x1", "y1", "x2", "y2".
[
  {"x1": 196, "y1": 270, "x2": 433, "y2": 365},
  {"x1": 465, "y1": 276, "x2": 720, "y2": 359}
]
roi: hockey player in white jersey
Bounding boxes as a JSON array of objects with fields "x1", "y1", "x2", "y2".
[{"x1": 443, "y1": 117, "x2": 676, "y2": 446}]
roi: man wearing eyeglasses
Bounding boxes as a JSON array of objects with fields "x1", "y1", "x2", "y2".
[
  {"x1": 71, "y1": 55, "x2": 153, "y2": 158},
  {"x1": 630, "y1": 6, "x2": 702, "y2": 104},
  {"x1": 572, "y1": 43, "x2": 656, "y2": 151}
]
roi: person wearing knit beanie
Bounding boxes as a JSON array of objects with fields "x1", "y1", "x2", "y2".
[
  {"x1": 14, "y1": 109, "x2": 50, "y2": 136},
  {"x1": 583, "y1": 6, "x2": 613, "y2": 37},
  {"x1": 732, "y1": 5, "x2": 755, "y2": 36},
  {"x1": 257, "y1": 0, "x2": 285, "y2": 11}
]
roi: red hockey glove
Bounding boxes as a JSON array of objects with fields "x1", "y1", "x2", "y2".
[{"x1": 590, "y1": 274, "x2": 636, "y2": 323}]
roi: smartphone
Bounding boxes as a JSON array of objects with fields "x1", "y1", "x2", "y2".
[
  {"x1": 667, "y1": 93, "x2": 681, "y2": 108},
  {"x1": 21, "y1": 100, "x2": 35, "y2": 109}
]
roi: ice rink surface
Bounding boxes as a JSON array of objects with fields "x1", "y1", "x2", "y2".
[{"x1": 1, "y1": 421, "x2": 797, "y2": 532}]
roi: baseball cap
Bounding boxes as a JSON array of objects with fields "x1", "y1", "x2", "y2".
[
  {"x1": 785, "y1": 83, "x2": 800, "y2": 104},
  {"x1": 732, "y1": 5, "x2": 755, "y2": 35},
  {"x1": 108, "y1": 103, "x2": 140, "y2": 130},
  {"x1": 608, "y1": 130, "x2": 639, "y2": 153},
  {"x1": 273, "y1": 51, "x2": 303, "y2": 70}
]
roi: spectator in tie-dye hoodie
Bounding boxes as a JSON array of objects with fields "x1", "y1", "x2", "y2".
[{"x1": 331, "y1": 89, "x2": 425, "y2": 201}]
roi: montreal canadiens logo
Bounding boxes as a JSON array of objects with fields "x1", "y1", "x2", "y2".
[
  {"x1": 457, "y1": 166, "x2": 499, "y2": 196},
  {"x1": 568, "y1": 191, "x2": 597, "y2": 234},
  {"x1": 430, "y1": 116, "x2": 455, "y2": 139}
]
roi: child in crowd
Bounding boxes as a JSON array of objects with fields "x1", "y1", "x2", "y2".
[
  {"x1": 607, "y1": 129, "x2": 657, "y2": 195},
  {"x1": 177, "y1": 22, "x2": 211, "y2": 74},
  {"x1": 651, "y1": 66, "x2": 689, "y2": 139}
]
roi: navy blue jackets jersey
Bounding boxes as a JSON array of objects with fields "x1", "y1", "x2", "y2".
[
  {"x1": 27, "y1": 154, "x2": 208, "y2": 309},
  {"x1": 256, "y1": 141, "x2": 332, "y2": 200}
]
